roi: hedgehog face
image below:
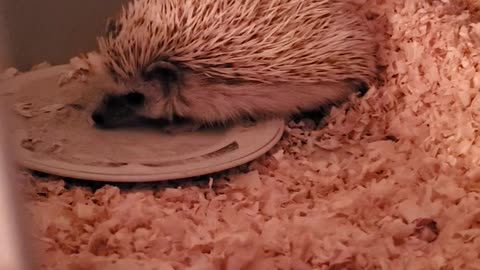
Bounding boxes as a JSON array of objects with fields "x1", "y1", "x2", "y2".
[
  {"x1": 91, "y1": 61, "x2": 187, "y2": 128},
  {"x1": 91, "y1": 91, "x2": 146, "y2": 128}
]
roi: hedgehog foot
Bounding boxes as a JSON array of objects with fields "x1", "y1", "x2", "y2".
[{"x1": 290, "y1": 106, "x2": 333, "y2": 130}]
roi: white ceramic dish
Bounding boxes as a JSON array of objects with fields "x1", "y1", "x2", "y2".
[{"x1": 0, "y1": 65, "x2": 284, "y2": 182}]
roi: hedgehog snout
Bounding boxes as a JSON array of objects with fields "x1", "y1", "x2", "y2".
[
  {"x1": 91, "y1": 94, "x2": 143, "y2": 129},
  {"x1": 91, "y1": 111, "x2": 103, "y2": 124},
  {"x1": 91, "y1": 106, "x2": 117, "y2": 129},
  {"x1": 91, "y1": 110, "x2": 107, "y2": 126},
  {"x1": 90, "y1": 106, "x2": 137, "y2": 129}
]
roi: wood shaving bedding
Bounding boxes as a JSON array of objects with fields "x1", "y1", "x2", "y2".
[{"x1": 2, "y1": 0, "x2": 480, "y2": 269}]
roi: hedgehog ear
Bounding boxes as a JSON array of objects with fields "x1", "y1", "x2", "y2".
[
  {"x1": 144, "y1": 61, "x2": 180, "y2": 83},
  {"x1": 144, "y1": 61, "x2": 182, "y2": 97}
]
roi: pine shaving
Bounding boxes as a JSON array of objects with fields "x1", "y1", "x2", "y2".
[{"x1": 3, "y1": 0, "x2": 480, "y2": 269}]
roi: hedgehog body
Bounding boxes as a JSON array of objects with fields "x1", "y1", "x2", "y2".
[{"x1": 89, "y1": 0, "x2": 378, "y2": 129}]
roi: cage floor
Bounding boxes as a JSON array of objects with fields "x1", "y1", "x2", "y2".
[{"x1": 3, "y1": 0, "x2": 480, "y2": 269}]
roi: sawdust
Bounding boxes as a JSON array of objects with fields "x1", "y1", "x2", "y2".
[{"x1": 2, "y1": 0, "x2": 480, "y2": 269}]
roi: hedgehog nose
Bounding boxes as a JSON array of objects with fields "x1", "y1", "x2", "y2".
[{"x1": 91, "y1": 112, "x2": 105, "y2": 126}]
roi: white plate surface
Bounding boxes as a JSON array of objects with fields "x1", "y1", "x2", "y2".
[{"x1": 0, "y1": 65, "x2": 284, "y2": 182}]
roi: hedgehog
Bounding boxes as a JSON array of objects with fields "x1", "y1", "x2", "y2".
[{"x1": 87, "y1": 0, "x2": 378, "y2": 132}]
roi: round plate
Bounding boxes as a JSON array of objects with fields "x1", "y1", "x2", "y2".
[{"x1": 0, "y1": 65, "x2": 284, "y2": 182}]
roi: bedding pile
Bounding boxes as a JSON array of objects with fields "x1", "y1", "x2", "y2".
[{"x1": 2, "y1": 0, "x2": 480, "y2": 269}]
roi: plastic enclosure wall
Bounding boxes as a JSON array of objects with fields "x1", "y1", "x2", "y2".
[
  {"x1": 0, "y1": 0, "x2": 12, "y2": 69},
  {"x1": 0, "y1": 111, "x2": 30, "y2": 270},
  {"x1": 0, "y1": 1, "x2": 32, "y2": 269},
  {"x1": 3, "y1": 0, "x2": 128, "y2": 70}
]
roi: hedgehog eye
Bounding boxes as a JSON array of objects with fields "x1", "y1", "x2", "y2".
[{"x1": 124, "y1": 92, "x2": 145, "y2": 106}]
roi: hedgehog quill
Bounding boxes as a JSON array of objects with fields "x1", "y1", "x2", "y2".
[{"x1": 86, "y1": 0, "x2": 378, "y2": 132}]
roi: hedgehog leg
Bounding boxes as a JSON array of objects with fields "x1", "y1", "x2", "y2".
[{"x1": 349, "y1": 79, "x2": 370, "y2": 97}]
